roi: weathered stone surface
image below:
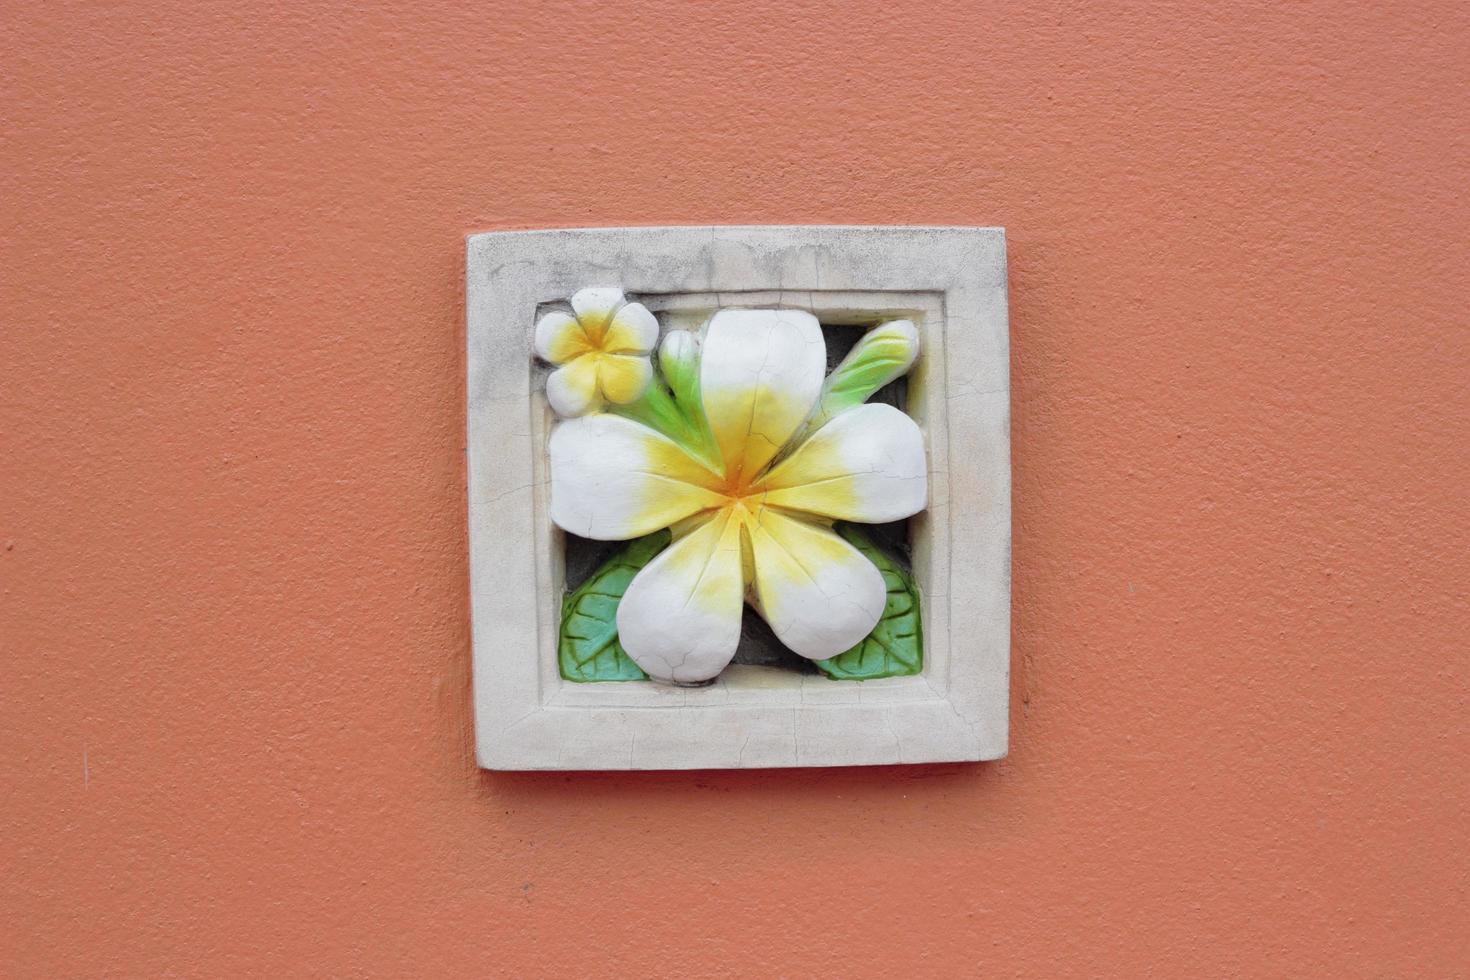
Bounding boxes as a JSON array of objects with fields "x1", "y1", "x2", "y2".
[{"x1": 467, "y1": 226, "x2": 1010, "y2": 769}]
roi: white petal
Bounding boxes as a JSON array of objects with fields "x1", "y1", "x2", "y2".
[
  {"x1": 603, "y1": 302, "x2": 658, "y2": 354},
  {"x1": 699, "y1": 309, "x2": 825, "y2": 484},
  {"x1": 545, "y1": 358, "x2": 602, "y2": 417},
  {"x1": 548, "y1": 413, "x2": 726, "y2": 540},
  {"x1": 534, "y1": 310, "x2": 589, "y2": 364},
  {"x1": 746, "y1": 508, "x2": 886, "y2": 660},
  {"x1": 570, "y1": 287, "x2": 625, "y2": 336},
  {"x1": 616, "y1": 510, "x2": 745, "y2": 683},
  {"x1": 756, "y1": 403, "x2": 927, "y2": 522}
]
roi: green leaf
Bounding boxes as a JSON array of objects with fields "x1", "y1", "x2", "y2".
[
  {"x1": 558, "y1": 530, "x2": 670, "y2": 682},
  {"x1": 815, "y1": 524, "x2": 923, "y2": 680}
]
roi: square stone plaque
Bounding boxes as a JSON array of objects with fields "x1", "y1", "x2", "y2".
[{"x1": 466, "y1": 226, "x2": 1009, "y2": 769}]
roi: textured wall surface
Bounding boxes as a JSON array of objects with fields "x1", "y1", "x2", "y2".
[{"x1": 4, "y1": 1, "x2": 1467, "y2": 976}]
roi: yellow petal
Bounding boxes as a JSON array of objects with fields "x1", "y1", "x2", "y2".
[
  {"x1": 615, "y1": 509, "x2": 745, "y2": 683},
  {"x1": 699, "y1": 309, "x2": 825, "y2": 485},
  {"x1": 548, "y1": 413, "x2": 726, "y2": 539},
  {"x1": 745, "y1": 508, "x2": 885, "y2": 659},
  {"x1": 534, "y1": 310, "x2": 592, "y2": 364},
  {"x1": 756, "y1": 403, "x2": 927, "y2": 522},
  {"x1": 545, "y1": 356, "x2": 601, "y2": 417},
  {"x1": 597, "y1": 354, "x2": 653, "y2": 405}
]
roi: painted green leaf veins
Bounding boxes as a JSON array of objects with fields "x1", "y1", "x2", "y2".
[
  {"x1": 815, "y1": 524, "x2": 924, "y2": 680},
  {"x1": 558, "y1": 530, "x2": 670, "y2": 682}
]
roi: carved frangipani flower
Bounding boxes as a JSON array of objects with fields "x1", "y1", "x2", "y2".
[
  {"x1": 548, "y1": 304, "x2": 925, "y2": 684},
  {"x1": 535, "y1": 288, "x2": 658, "y2": 416}
]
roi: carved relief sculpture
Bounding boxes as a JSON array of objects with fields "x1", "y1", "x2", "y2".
[
  {"x1": 538, "y1": 288, "x2": 926, "y2": 686},
  {"x1": 468, "y1": 226, "x2": 1009, "y2": 769}
]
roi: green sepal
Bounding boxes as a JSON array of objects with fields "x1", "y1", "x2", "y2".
[
  {"x1": 612, "y1": 382, "x2": 691, "y2": 445},
  {"x1": 815, "y1": 524, "x2": 923, "y2": 680},
  {"x1": 610, "y1": 333, "x2": 719, "y2": 468},
  {"x1": 557, "y1": 530, "x2": 670, "y2": 682}
]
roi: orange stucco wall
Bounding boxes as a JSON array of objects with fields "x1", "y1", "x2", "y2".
[{"x1": 5, "y1": 2, "x2": 1468, "y2": 976}]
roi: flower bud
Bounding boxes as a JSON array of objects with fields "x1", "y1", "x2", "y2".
[
  {"x1": 812, "y1": 319, "x2": 920, "y2": 425},
  {"x1": 658, "y1": 330, "x2": 701, "y2": 403}
]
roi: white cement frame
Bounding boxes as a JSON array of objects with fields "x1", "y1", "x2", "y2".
[{"x1": 467, "y1": 226, "x2": 1009, "y2": 769}]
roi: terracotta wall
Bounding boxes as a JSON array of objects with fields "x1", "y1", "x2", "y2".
[{"x1": 5, "y1": 1, "x2": 1467, "y2": 975}]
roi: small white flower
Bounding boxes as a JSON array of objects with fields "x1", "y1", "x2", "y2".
[{"x1": 534, "y1": 287, "x2": 657, "y2": 417}]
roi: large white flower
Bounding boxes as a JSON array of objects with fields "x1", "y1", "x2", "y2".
[
  {"x1": 535, "y1": 287, "x2": 658, "y2": 417},
  {"x1": 549, "y1": 308, "x2": 927, "y2": 684}
]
